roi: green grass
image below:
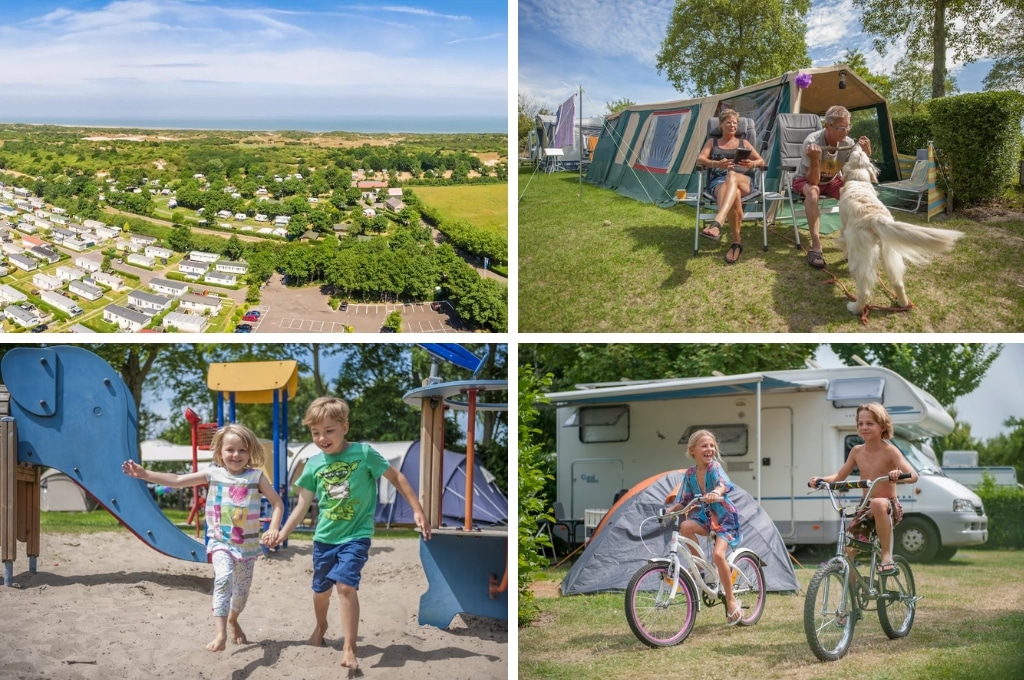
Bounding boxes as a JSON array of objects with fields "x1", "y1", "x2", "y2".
[
  {"x1": 413, "y1": 184, "x2": 508, "y2": 233},
  {"x1": 520, "y1": 549, "x2": 1024, "y2": 680},
  {"x1": 518, "y1": 168, "x2": 1024, "y2": 332}
]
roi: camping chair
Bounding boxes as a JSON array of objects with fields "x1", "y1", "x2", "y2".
[
  {"x1": 774, "y1": 112, "x2": 830, "y2": 248},
  {"x1": 692, "y1": 116, "x2": 770, "y2": 256},
  {"x1": 878, "y1": 153, "x2": 929, "y2": 213}
]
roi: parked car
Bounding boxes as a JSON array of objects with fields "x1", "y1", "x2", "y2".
[
  {"x1": 234, "y1": 323, "x2": 253, "y2": 333},
  {"x1": 31, "y1": 324, "x2": 48, "y2": 333},
  {"x1": 380, "y1": 327, "x2": 396, "y2": 333},
  {"x1": 242, "y1": 312, "x2": 259, "y2": 323},
  {"x1": 431, "y1": 301, "x2": 441, "y2": 311},
  {"x1": 245, "y1": 310, "x2": 261, "y2": 319},
  {"x1": 340, "y1": 301, "x2": 349, "y2": 311}
]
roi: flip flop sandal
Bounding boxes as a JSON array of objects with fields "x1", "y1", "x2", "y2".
[
  {"x1": 727, "y1": 602, "x2": 743, "y2": 626},
  {"x1": 701, "y1": 221, "x2": 723, "y2": 242},
  {"x1": 877, "y1": 562, "x2": 898, "y2": 576},
  {"x1": 725, "y1": 243, "x2": 743, "y2": 264},
  {"x1": 807, "y1": 250, "x2": 826, "y2": 269}
]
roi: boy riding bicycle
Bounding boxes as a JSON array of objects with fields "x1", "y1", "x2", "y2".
[{"x1": 808, "y1": 403, "x2": 918, "y2": 575}]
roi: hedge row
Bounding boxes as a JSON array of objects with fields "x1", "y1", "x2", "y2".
[
  {"x1": 975, "y1": 484, "x2": 1024, "y2": 550},
  {"x1": 418, "y1": 204, "x2": 508, "y2": 265}
]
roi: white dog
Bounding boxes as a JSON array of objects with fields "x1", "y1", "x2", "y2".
[{"x1": 836, "y1": 145, "x2": 963, "y2": 316}]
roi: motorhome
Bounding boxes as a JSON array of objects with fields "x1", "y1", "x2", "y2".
[{"x1": 547, "y1": 366, "x2": 989, "y2": 562}]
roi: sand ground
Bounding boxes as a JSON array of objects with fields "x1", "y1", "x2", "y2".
[{"x1": 0, "y1": 531, "x2": 507, "y2": 680}]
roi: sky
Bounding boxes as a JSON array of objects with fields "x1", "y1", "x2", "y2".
[
  {"x1": 518, "y1": 0, "x2": 999, "y2": 114},
  {"x1": 814, "y1": 344, "x2": 1024, "y2": 443},
  {"x1": 0, "y1": 0, "x2": 508, "y2": 125}
]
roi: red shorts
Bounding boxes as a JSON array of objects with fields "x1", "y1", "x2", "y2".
[{"x1": 792, "y1": 174, "x2": 844, "y2": 200}]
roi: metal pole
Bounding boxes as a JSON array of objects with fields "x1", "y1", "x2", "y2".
[{"x1": 464, "y1": 389, "x2": 477, "y2": 531}]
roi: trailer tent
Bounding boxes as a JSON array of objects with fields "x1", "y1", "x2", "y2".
[
  {"x1": 561, "y1": 469, "x2": 798, "y2": 595},
  {"x1": 531, "y1": 113, "x2": 607, "y2": 169},
  {"x1": 585, "y1": 64, "x2": 898, "y2": 207},
  {"x1": 40, "y1": 468, "x2": 100, "y2": 512}
]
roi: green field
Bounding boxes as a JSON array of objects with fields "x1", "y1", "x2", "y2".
[{"x1": 413, "y1": 184, "x2": 508, "y2": 233}]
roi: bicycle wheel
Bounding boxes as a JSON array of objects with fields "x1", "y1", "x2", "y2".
[
  {"x1": 877, "y1": 554, "x2": 916, "y2": 638},
  {"x1": 804, "y1": 560, "x2": 856, "y2": 661},
  {"x1": 624, "y1": 562, "x2": 698, "y2": 647},
  {"x1": 730, "y1": 553, "x2": 766, "y2": 626}
]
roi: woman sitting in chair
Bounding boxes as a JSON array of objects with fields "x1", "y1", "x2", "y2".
[{"x1": 696, "y1": 108, "x2": 766, "y2": 264}]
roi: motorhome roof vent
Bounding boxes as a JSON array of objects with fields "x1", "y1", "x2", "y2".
[{"x1": 827, "y1": 377, "x2": 884, "y2": 408}]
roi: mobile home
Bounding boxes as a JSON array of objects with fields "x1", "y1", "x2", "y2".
[{"x1": 547, "y1": 366, "x2": 988, "y2": 562}]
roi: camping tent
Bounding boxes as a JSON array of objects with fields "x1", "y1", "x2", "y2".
[
  {"x1": 585, "y1": 64, "x2": 899, "y2": 207},
  {"x1": 287, "y1": 440, "x2": 508, "y2": 528},
  {"x1": 40, "y1": 468, "x2": 100, "y2": 512},
  {"x1": 561, "y1": 469, "x2": 798, "y2": 596},
  {"x1": 531, "y1": 113, "x2": 607, "y2": 169},
  {"x1": 375, "y1": 440, "x2": 508, "y2": 528}
]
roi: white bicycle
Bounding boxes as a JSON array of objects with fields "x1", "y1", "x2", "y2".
[{"x1": 624, "y1": 497, "x2": 767, "y2": 647}]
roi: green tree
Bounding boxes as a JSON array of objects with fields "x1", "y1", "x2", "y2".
[
  {"x1": 828, "y1": 343, "x2": 1001, "y2": 407},
  {"x1": 656, "y1": 0, "x2": 811, "y2": 95},
  {"x1": 518, "y1": 93, "x2": 551, "y2": 153},
  {"x1": 852, "y1": 0, "x2": 1011, "y2": 99},
  {"x1": 605, "y1": 97, "x2": 636, "y2": 115},
  {"x1": 888, "y1": 50, "x2": 959, "y2": 116},
  {"x1": 983, "y1": 7, "x2": 1024, "y2": 92},
  {"x1": 384, "y1": 310, "x2": 403, "y2": 332},
  {"x1": 167, "y1": 224, "x2": 195, "y2": 253}
]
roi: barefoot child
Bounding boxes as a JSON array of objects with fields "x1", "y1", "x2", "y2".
[
  {"x1": 270, "y1": 396, "x2": 431, "y2": 670},
  {"x1": 666, "y1": 430, "x2": 744, "y2": 625},
  {"x1": 122, "y1": 423, "x2": 284, "y2": 651},
  {"x1": 809, "y1": 403, "x2": 918, "y2": 575}
]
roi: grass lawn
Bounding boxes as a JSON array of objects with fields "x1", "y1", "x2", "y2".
[
  {"x1": 520, "y1": 549, "x2": 1024, "y2": 680},
  {"x1": 518, "y1": 168, "x2": 1024, "y2": 332},
  {"x1": 413, "y1": 184, "x2": 508, "y2": 233}
]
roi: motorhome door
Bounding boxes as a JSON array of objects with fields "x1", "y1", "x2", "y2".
[{"x1": 570, "y1": 458, "x2": 623, "y2": 518}]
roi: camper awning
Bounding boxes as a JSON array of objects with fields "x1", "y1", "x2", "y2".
[{"x1": 545, "y1": 372, "x2": 806, "y2": 406}]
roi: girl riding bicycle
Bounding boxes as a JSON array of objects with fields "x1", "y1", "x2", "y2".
[
  {"x1": 666, "y1": 429, "x2": 743, "y2": 625},
  {"x1": 809, "y1": 403, "x2": 918, "y2": 576}
]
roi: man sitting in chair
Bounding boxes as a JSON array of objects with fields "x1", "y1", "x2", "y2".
[{"x1": 792, "y1": 105, "x2": 872, "y2": 269}]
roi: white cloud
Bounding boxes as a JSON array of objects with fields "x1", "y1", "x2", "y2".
[{"x1": 805, "y1": 0, "x2": 860, "y2": 51}]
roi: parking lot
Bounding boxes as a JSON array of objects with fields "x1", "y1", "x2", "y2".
[{"x1": 252, "y1": 275, "x2": 466, "y2": 333}]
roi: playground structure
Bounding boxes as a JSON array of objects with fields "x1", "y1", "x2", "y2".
[
  {"x1": 1, "y1": 343, "x2": 509, "y2": 631},
  {"x1": 406, "y1": 343, "x2": 509, "y2": 628},
  {"x1": 1, "y1": 345, "x2": 207, "y2": 586}
]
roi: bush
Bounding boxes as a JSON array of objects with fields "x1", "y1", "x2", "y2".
[
  {"x1": 518, "y1": 369, "x2": 554, "y2": 627},
  {"x1": 975, "y1": 477, "x2": 1024, "y2": 550},
  {"x1": 892, "y1": 114, "x2": 933, "y2": 156},
  {"x1": 929, "y1": 91, "x2": 1024, "y2": 206}
]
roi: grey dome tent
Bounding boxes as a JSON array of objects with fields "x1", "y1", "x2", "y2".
[{"x1": 561, "y1": 469, "x2": 798, "y2": 596}]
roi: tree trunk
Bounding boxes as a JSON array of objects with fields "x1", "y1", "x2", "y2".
[{"x1": 932, "y1": 0, "x2": 948, "y2": 99}]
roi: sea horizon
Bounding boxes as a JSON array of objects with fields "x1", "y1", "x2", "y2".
[{"x1": 0, "y1": 114, "x2": 507, "y2": 135}]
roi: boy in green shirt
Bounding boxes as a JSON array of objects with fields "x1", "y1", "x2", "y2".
[{"x1": 272, "y1": 396, "x2": 431, "y2": 670}]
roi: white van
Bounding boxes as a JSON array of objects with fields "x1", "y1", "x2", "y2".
[{"x1": 547, "y1": 366, "x2": 988, "y2": 562}]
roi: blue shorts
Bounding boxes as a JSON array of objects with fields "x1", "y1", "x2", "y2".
[{"x1": 311, "y1": 538, "x2": 371, "y2": 592}]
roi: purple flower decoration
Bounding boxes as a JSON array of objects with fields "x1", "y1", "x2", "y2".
[{"x1": 796, "y1": 72, "x2": 812, "y2": 89}]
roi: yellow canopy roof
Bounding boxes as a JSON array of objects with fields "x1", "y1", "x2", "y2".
[{"x1": 206, "y1": 360, "x2": 299, "y2": 404}]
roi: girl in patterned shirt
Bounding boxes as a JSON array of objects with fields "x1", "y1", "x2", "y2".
[{"x1": 122, "y1": 423, "x2": 284, "y2": 651}]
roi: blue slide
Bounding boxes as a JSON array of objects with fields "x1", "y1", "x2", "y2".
[{"x1": 2, "y1": 345, "x2": 205, "y2": 563}]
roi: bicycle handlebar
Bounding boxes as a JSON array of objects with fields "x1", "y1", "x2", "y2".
[{"x1": 809, "y1": 472, "x2": 912, "y2": 491}]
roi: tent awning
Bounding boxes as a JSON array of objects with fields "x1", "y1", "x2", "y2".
[{"x1": 545, "y1": 372, "x2": 806, "y2": 406}]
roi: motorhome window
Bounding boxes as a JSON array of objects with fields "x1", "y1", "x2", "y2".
[
  {"x1": 844, "y1": 435, "x2": 936, "y2": 475},
  {"x1": 679, "y1": 424, "x2": 747, "y2": 456},
  {"x1": 827, "y1": 378, "x2": 885, "y2": 408},
  {"x1": 575, "y1": 406, "x2": 629, "y2": 443}
]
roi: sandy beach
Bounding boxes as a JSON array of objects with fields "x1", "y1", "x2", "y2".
[{"x1": 0, "y1": 531, "x2": 507, "y2": 680}]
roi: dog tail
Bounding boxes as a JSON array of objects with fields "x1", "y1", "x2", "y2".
[{"x1": 869, "y1": 216, "x2": 964, "y2": 266}]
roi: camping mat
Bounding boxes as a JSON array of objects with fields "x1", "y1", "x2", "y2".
[{"x1": 770, "y1": 198, "x2": 842, "y2": 235}]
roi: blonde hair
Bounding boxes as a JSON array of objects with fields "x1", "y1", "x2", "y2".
[
  {"x1": 302, "y1": 396, "x2": 350, "y2": 428},
  {"x1": 718, "y1": 108, "x2": 739, "y2": 124},
  {"x1": 210, "y1": 423, "x2": 265, "y2": 468},
  {"x1": 856, "y1": 403, "x2": 893, "y2": 440},
  {"x1": 687, "y1": 429, "x2": 723, "y2": 463}
]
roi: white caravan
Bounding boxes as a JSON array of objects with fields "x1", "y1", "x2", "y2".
[{"x1": 547, "y1": 366, "x2": 989, "y2": 562}]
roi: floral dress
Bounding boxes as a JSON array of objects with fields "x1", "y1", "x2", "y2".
[{"x1": 673, "y1": 460, "x2": 742, "y2": 548}]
